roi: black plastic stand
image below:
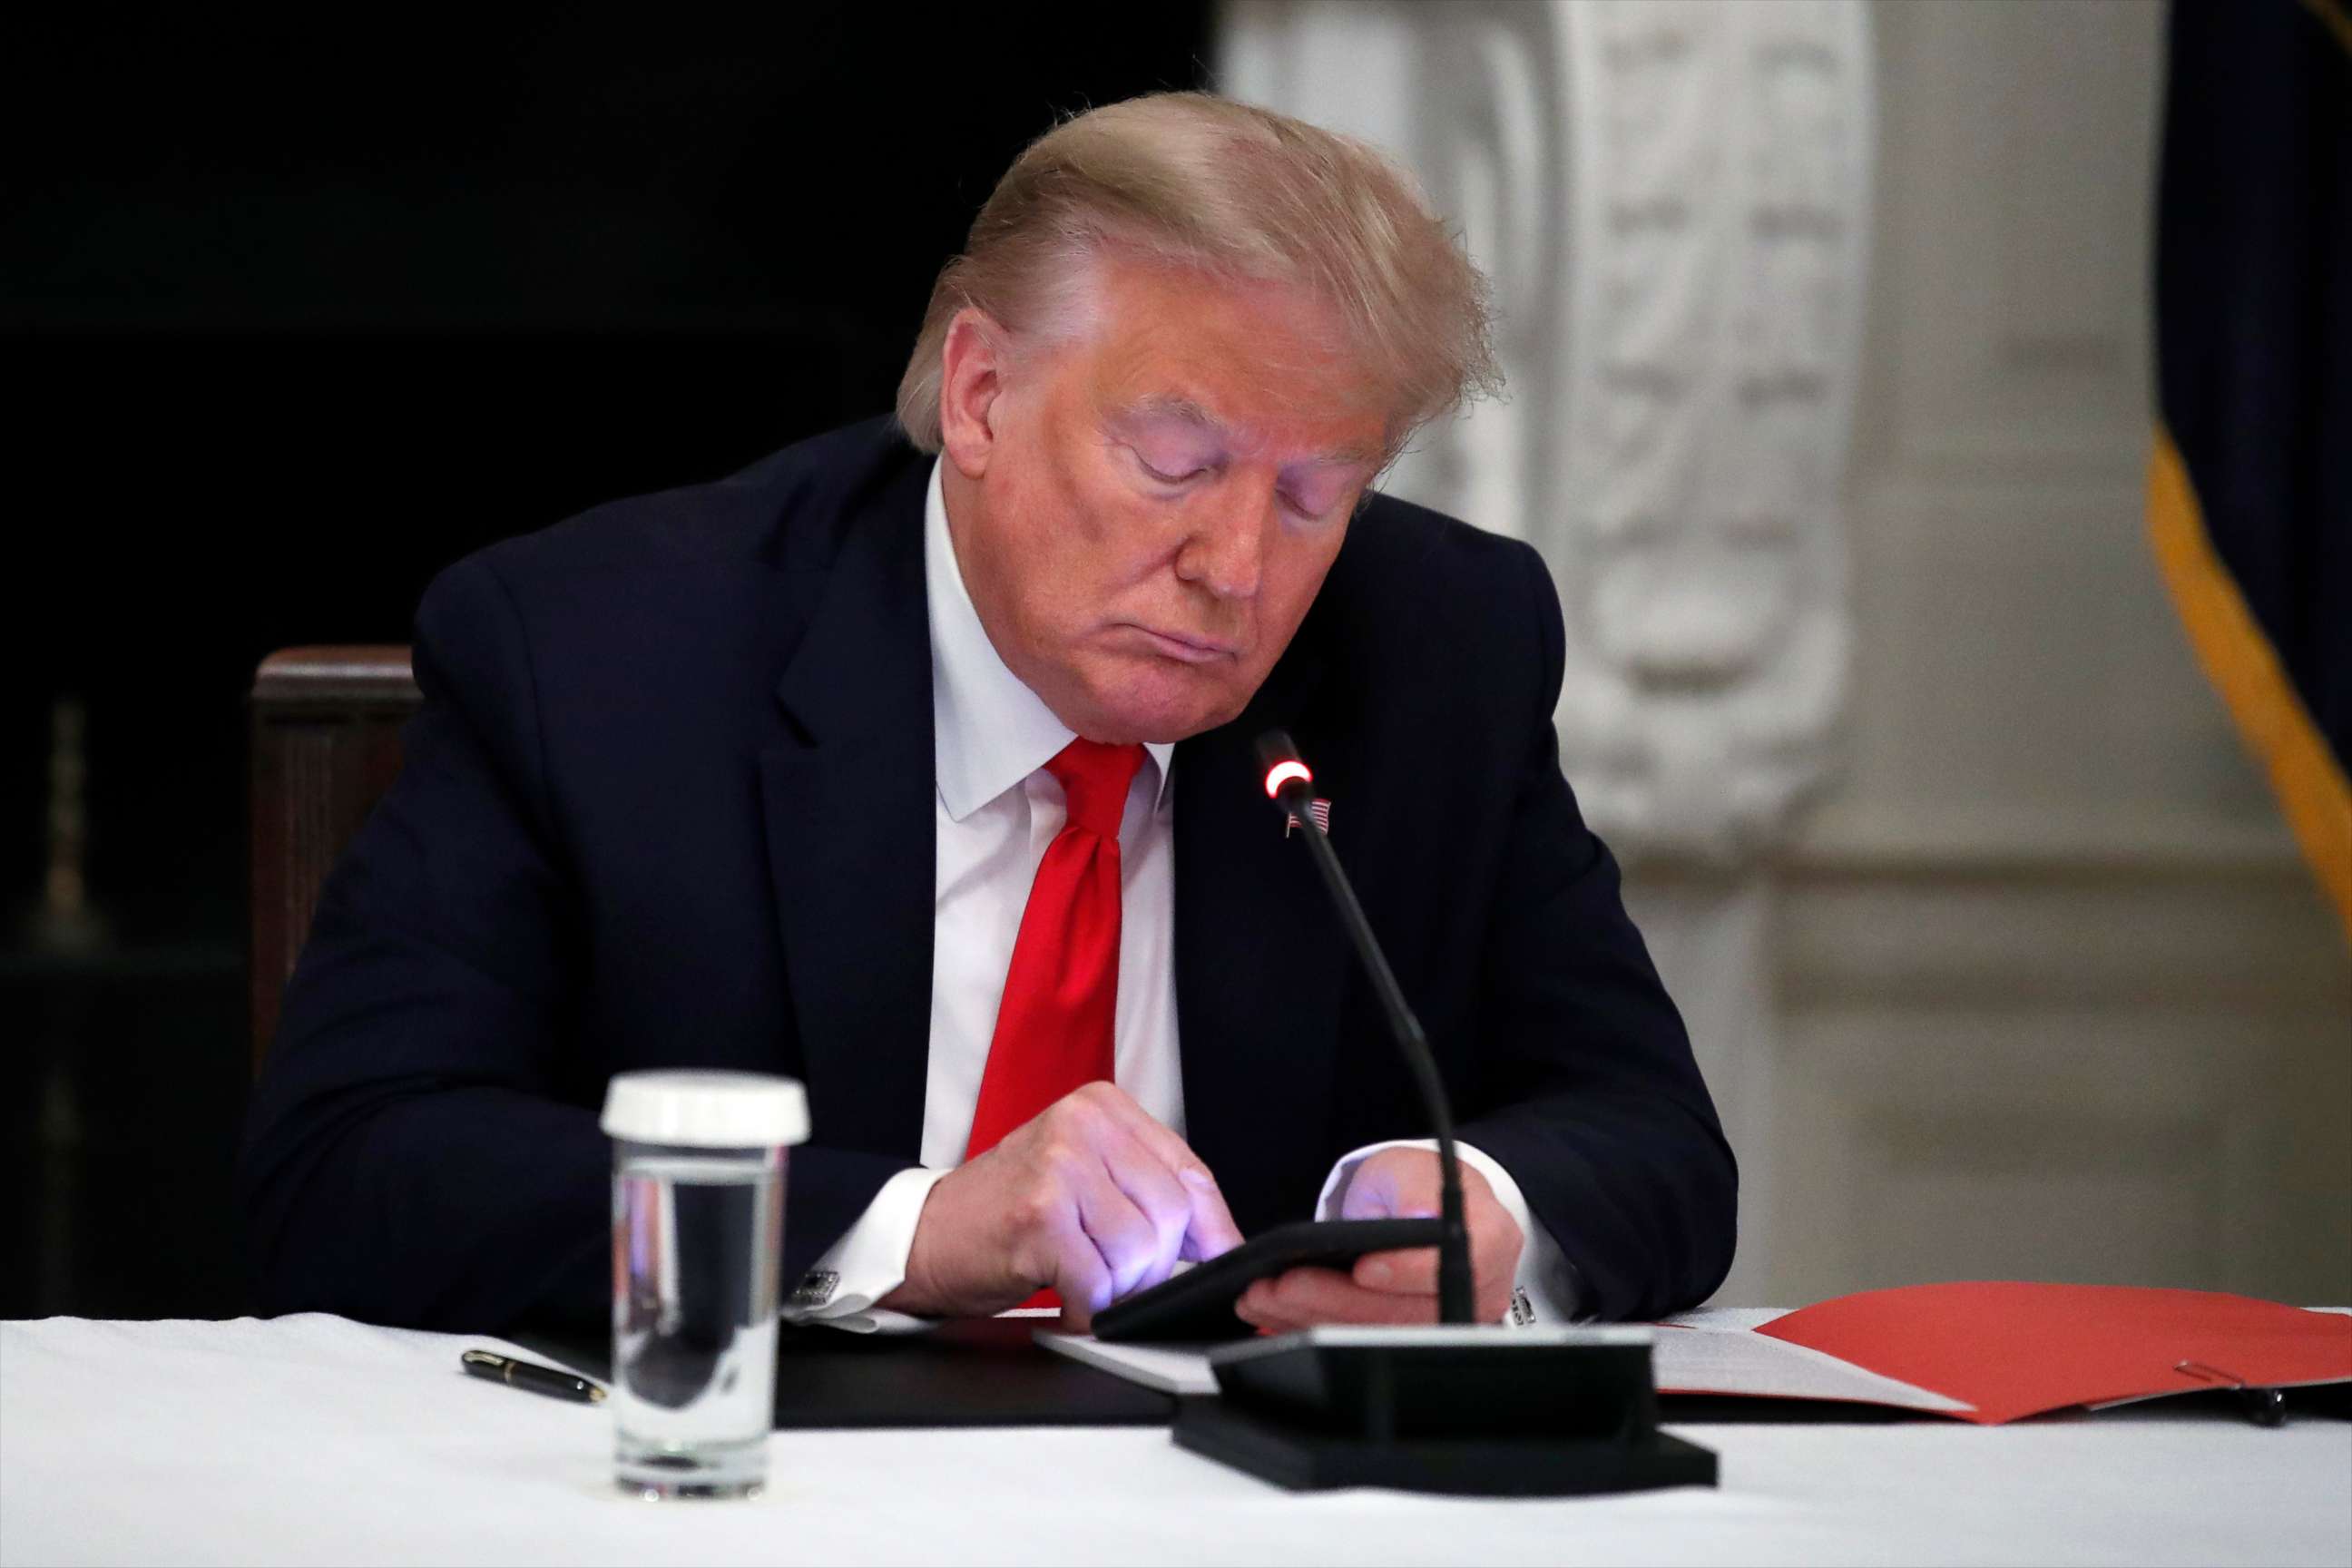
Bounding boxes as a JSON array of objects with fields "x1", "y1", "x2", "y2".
[{"x1": 1171, "y1": 1327, "x2": 1718, "y2": 1496}]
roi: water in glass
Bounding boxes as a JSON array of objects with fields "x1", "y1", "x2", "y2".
[{"x1": 611, "y1": 1149, "x2": 781, "y2": 1498}]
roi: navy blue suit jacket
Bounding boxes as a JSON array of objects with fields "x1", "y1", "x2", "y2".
[{"x1": 238, "y1": 417, "x2": 1736, "y2": 1332}]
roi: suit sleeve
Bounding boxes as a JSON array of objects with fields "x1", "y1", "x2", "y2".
[
  {"x1": 1450, "y1": 542, "x2": 1740, "y2": 1321},
  {"x1": 235, "y1": 554, "x2": 911, "y2": 1333}
]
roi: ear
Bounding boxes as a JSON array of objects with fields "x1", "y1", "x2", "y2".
[{"x1": 937, "y1": 308, "x2": 1010, "y2": 480}]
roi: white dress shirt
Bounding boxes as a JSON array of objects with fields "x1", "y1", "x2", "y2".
[{"x1": 783, "y1": 458, "x2": 1574, "y2": 1329}]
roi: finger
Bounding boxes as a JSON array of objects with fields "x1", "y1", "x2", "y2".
[
  {"x1": 1357, "y1": 1218, "x2": 1524, "y2": 1313},
  {"x1": 1351, "y1": 1200, "x2": 1520, "y2": 1286},
  {"x1": 1254, "y1": 1265, "x2": 1438, "y2": 1328},
  {"x1": 1235, "y1": 1280, "x2": 1331, "y2": 1338},
  {"x1": 1002, "y1": 1180, "x2": 1114, "y2": 1316},
  {"x1": 1096, "y1": 1124, "x2": 1193, "y2": 1292},
  {"x1": 1073, "y1": 1080, "x2": 1179, "y2": 1162},
  {"x1": 1351, "y1": 1245, "x2": 1439, "y2": 1295},
  {"x1": 1044, "y1": 1210, "x2": 1118, "y2": 1333},
  {"x1": 1233, "y1": 1280, "x2": 1303, "y2": 1336},
  {"x1": 1233, "y1": 1280, "x2": 1265, "y2": 1328},
  {"x1": 1083, "y1": 1087, "x2": 1245, "y2": 1257},
  {"x1": 1068, "y1": 1155, "x2": 1170, "y2": 1300},
  {"x1": 1175, "y1": 1170, "x2": 1245, "y2": 1261}
]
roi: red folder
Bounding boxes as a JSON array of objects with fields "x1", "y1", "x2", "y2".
[{"x1": 1753, "y1": 1282, "x2": 2352, "y2": 1425}]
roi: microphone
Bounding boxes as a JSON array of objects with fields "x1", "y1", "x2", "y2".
[
  {"x1": 1255, "y1": 730, "x2": 1475, "y2": 1327},
  {"x1": 1164, "y1": 730, "x2": 1714, "y2": 1497}
]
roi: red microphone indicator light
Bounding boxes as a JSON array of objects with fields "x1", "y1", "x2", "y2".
[{"x1": 1263, "y1": 760, "x2": 1313, "y2": 799}]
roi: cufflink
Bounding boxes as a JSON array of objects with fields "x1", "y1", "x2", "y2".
[
  {"x1": 1283, "y1": 798, "x2": 1332, "y2": 838},
  {"x1": 789, "y1": 1269, "x2": 841, "y2": 1310},
  {"x1": 1509, "y1": 1286, "x2": 1535, "y2": 1327}
]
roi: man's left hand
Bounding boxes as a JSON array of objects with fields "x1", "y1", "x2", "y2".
[{"x1": 1232, "y1": 1146, "x2": 1524, "y2": 1329}]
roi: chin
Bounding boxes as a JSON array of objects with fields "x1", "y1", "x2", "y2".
[{"x1": 1082, "y1": 662, "x2": 1253, "y2": 745}]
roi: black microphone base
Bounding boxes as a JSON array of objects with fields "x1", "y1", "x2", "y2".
[
  {"x1": 1174, "y1": 1400, "x2": 1718, "y2": 1496},
  {"x1": 1173, "y1": 1327, "x2": 1718, "y2": 1497}
]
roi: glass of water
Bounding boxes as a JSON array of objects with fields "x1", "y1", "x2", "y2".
[{"x1": 599, "y1": 1070, "x2": 808, "y2": 1499}]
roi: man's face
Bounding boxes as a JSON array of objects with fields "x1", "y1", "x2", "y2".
[{"x1": 938, "y1": 256, "x2": 1390, "y2": 745}]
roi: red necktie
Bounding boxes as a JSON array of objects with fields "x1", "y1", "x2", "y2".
[{"x1": 964, "y1": 738, "x2": 1146, "y2": 1161}]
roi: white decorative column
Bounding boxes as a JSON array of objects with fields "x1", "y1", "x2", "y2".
[{"x1": 1220, "y1": 0, "x2": 1874, "y2": 1304}]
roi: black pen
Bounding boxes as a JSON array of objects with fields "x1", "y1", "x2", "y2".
[
  {"x1": 461, "y1": 1349, "x2": 607, "y2": 1405},
  {"x1": 2235, "y1": 1386, "x2": 2287, "y2": 1427},
  {"x1": 2174, "y1": 1359, "x2": 2288, "y2": 1427}
]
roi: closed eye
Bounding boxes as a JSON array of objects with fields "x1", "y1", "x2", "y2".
[
  {"x1": 1132, "y1": 450, "x2": 1209, "y2": 486},
  {"x1": 1282, "y1": 484, "x2": 1358, "y2": 525}
]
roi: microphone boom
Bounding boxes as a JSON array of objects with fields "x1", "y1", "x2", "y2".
[{"x1": 1256, "y1": 730, "x2": 1475, "y2": 1327}]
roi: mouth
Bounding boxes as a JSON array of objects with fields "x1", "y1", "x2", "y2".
[{"x1": 1124, "y1": 625, "x2": 1241, "y2": 664}]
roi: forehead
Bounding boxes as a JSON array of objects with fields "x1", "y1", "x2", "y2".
[{"x1": 1072, "y1": 255, "x2": 1391, "y2": 466}]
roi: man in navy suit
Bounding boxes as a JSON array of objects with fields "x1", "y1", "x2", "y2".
[{"x1": 240, "y1": 93, "x2": 1735, "y2": 1335}]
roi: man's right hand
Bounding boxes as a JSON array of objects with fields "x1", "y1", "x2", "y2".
[{"x1": 878, "y1": 1082, "x2": 1244, "y2": 1331}]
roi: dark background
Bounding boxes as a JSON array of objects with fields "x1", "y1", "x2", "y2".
[{"x1": 3, "y1": 7, "x2": 1212, "y2": 1319}]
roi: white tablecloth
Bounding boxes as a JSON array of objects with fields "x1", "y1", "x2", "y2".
[{"x1": 3, "y1": 1314, "x2": 2346, "y2": 1567}]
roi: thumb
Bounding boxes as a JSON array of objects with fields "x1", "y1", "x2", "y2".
[
  {"x1": 1339, "y1": 1150, "x2": 1439, "y2": 1221},
  {"x1": 1338, "y1": 1170, "x2": 1391, "y2": 1220}
]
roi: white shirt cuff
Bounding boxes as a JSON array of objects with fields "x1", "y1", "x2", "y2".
[
  {"x1": 781, "y1": 1166, "x2": 952, "y2": 1335},
  {"x1": 1315, "y1": 1139, "x2": 1579, "y2": 1326}
]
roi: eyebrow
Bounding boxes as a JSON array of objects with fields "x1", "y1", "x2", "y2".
[
  {"x1": 1120, "y1": 395, "x2": 1227, "y2": 444},
  {"x1": 1116, "y1": 395, "x2": 1380, "y2": 470}
]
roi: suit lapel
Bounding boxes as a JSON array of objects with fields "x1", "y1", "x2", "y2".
[
  {"x1": 760, "y1": 461, "x2": 935, "y2": 1161},
  {"x1": 1171, "y1": 627, "x2": 1349, "y2": 1232}
]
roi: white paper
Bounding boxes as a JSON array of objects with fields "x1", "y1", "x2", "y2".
[
  {"x1": 1648, "y1": 1324, "x2": 1973, "y2": 1414},
  {"x1": 1041, "y1": 1317, "x2": 1967, "y2": 1415},
  {"x1": 1034, "y1": 1332, "x2": 1221, "y2": 1396}
]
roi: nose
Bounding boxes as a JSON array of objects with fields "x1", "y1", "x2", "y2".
[{"x1": 1172, "y1": 478, "x2": 1274, "y2": 601}]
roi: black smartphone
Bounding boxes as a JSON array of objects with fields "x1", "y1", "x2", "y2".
[{"x1": 1090, "y1": 1217, "x2": 1445, "y2": 1342}]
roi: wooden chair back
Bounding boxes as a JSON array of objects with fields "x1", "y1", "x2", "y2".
[{"x1": 248, "y1": 646, "x2": 420, "y2": 1074}]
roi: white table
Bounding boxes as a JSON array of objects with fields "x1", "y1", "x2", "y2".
[{"x1": 3, "y1": 1314, "x2": 2346, "y2": 1567}]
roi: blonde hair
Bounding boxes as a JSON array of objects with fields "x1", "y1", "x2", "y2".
[{"x1": 894, "y1": 92, "x2": 1498, "y2": 458}]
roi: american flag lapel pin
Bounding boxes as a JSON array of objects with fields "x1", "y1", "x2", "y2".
[{"x1": 1285, "y1": 797, "x2": 1332, "y2": 838}]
